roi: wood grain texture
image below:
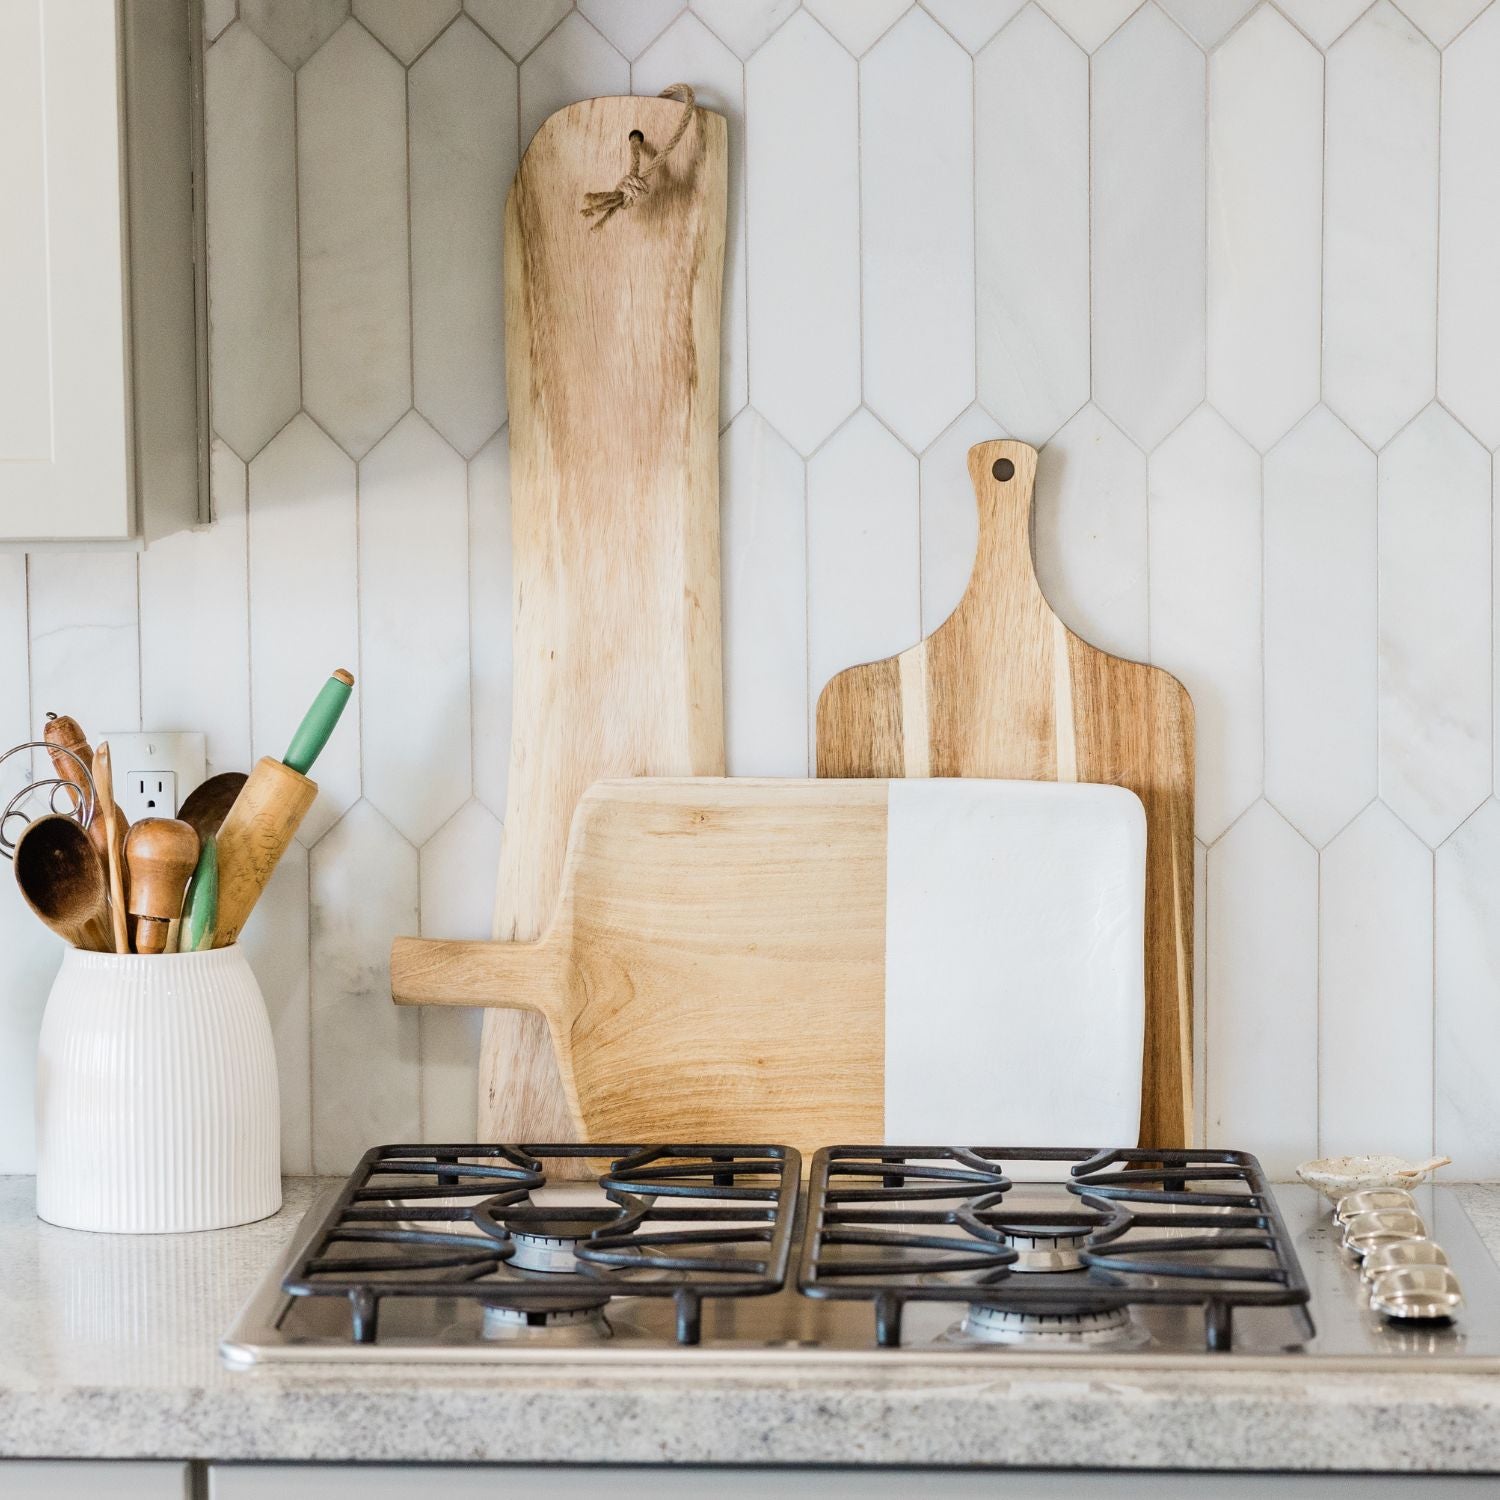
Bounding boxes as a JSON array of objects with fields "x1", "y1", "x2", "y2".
[
  {"x1": 816, "y1": 440, "x2": 1195, "y2": 1148},
  {"x1": 394, "y1": 776, "x2": 1147, "y2": 1157},
  {"x1": 211, "y1": 757, "x2": 317, "y2": 948},
  {"x1": 12, "y1": 814, "x2": 113, "y2": 952},
  {"x1": 400, "y1": 779, "x2": 888, "y2": 1156},
  {"x1": 92, "y1": 742, "x2": 130, "y2": 956},
  {"x1": 122, "y1": 817, "x2": 199, "y2": 955},
  {"x1": 481, "y1": 95, "x2": 727, "y2": 1144}
]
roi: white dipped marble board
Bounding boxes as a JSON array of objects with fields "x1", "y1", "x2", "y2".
[{"x1": 391, "y1": 777, "x2": 1147, "y2": 1159}]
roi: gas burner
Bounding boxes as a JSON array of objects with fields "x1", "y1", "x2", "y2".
[
  {"x1": 994, "y1": 1224, "x2": 1090, "y2": 1273},
  {"x1": 482, "y1": 1298, "x2": 612, "y2": 1339},
  {"x1": 278, "y1": 1143, "x2": 801, "y2": 1347},
  {"x1": 800, "y1": 1146, "x2": 1314, "y2": 1352},
  {"x1": 503, "y1": 1221, "x2": 602, "y2": 1273},
  {"x1": 961, "y1": 1302, "x2": 1140, "y2": 1348}
]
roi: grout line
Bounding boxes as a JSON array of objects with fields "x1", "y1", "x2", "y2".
[
  {"x1": 301, "y1": 845, "x2": 313, "y2": 1178},
  {"x1": 22, "y1": 557, "x2": 33, "y2": 784},
  {"x1": 803, "y1": 439, "x2": 814, "y2": 775},
  {"x1": 1433, "y1": 32, "x2": 1444, "y2": 429},
  {"x1": 854, "y1": 28, "x2": 867, "y2": 417},
  {"x1": 1430, "y1": 839, "x2": 1437, "y2": 1157},
  {"x1": 1199, "y1": 835, "x2": 1208, "y2": 1149},
  {"x1": 352, "y1": 10, "x2": 404, "y2": 66},
  {"x1": 968, "y1": 38, "x2": 977, "y2": 460},
  {"x1": 1315, "y1": 842, "x2": 1322, "y2": 1157},
  {"x1": 1199, "y1": 31, "x2": 1209, "y2": 427},
  {"x1": 237, "y1": 447, "x2": 254, "y2": 783},
  {"x1": 408, "y1": 7, "x2": 466, "y2": 69},
  {"x1": 1450, "y1": 0, "x2": 1498, "y2": 49},
  {"x1": 133, "y1": 556, "x2": 143, "y2": 732},
  {"x1": 1317, "y1": 30, "x2": 1326, "y2": 407},
  {"x1": 1329, "y1": 0, "x2": 1380, "y2": 52},
  {"x1": 290, "y1": 30, "x2": 313, "y2": 1170},
  {"x1": 1085, "y1": 29, "x2": 1094, "y2": 408},
  {"x1": 405, "y1": 59, "x2": 416, "y2": 419},
  {"x1": 290, "y1": 41, "x2": 306, "y2": 415},
  {"x1": 406, "y1": 23, "x2": 426, "y2": 1141}
]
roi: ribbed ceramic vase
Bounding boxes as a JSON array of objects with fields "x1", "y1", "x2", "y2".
[{"x1": 36, "y1": 945, "x2": 281, "y2": 1233}]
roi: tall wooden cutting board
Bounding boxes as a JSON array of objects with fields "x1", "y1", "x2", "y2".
[
  {"x1": 816, "y1": 440, "x2": 1195, "y2": 1148},
  {"x1": 481, "y1": 94, "x2": 727, "y2": 1143},
  {"x1": 395, "y1": 777, "x2": 1149, "y2": 1158}
]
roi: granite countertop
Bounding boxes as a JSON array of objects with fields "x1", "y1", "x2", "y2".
[{"x1": 4, "y1": 1176, "x2": 1500, "y2": 1470}]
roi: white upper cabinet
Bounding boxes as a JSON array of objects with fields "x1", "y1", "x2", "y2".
[{"x1": 0, "y1": 0, "x2": 207, "y2": 545}]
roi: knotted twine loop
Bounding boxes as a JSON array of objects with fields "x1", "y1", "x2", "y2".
[{"x1": 581, "y1": 84, "x2": 697, "y2": 231}]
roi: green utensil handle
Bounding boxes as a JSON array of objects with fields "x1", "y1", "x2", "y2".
[
  {"x1": 283, "y1": 668, "x2": 354, "y2": 776},
  {"x1": 183, "y1": 836, "x2": 218, "y2": 953}
]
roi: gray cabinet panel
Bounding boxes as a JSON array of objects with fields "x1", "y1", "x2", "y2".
[
  {"x1": 208, "y1": 1465, "x2": 1500, "y2": 1498},
  {"x1": 2, "y1": 1461, "x2": 190, "y2": 1498}
]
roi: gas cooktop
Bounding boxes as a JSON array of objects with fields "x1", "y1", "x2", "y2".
[{"x1": 222, "y1": 1143, "x2": 1500, "y2": 1371}]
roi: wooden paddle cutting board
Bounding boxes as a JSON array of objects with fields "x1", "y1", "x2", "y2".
[
  {"x1": 477, "y1": 93, "x2": 727, "y2": 1144},
  {"x1": 393, "y1": 778, "x2": 1148, "y2": 1158},
  {"x1": 817, "y1": 439, "x2": 1195, "y2": 1149}
]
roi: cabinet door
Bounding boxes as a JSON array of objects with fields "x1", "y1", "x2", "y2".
[
  {"x1": 208, "y1": 1465, "x2": 1500, "y2": 1497},
  {"x1": 2, "y1": 1461, "x2": 189, "y2": 1499},
  {"x1": 0, "y1": 0, "x2": 133, "y2": 540}
]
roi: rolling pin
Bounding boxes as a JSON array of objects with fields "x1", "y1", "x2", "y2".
[
  {"x1": 212, "y1": 669, "x2": 353, "y2": 948},
  {"x1": 123, "y1": 818, "x2": 201, "y2": 955}
]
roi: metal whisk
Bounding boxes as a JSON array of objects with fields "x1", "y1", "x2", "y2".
[{"x1": 0, "y1": 740, "x2": 97, "y2": 860}]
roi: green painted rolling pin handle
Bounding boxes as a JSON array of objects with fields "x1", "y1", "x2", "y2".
[
  {"x1": 182, "y1": 835, "x2": 218, "y2": 953},
  {"x1": 282, "y1": 668, "x2": 355, "y2": 776}
]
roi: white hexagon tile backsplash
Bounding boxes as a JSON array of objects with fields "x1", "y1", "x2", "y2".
[{"x1": 7, "y1": 0, "x2": 1500, "y2": 1181}]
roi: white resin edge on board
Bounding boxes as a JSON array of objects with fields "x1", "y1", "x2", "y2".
[{"x1": 884, "y1": 779, "x2": 1147, "y2": 1149}]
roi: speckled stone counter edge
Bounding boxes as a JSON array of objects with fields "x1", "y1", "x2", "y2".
[{"x1": 1, "y1": 1178, "x2": 1498, "y2": 1470}]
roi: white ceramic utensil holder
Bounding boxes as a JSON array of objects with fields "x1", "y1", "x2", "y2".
[{"x1": 36, "y1": 945, "x2": 281, "y2": 1233}]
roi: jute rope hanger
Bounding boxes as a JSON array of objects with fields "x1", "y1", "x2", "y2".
[{"x1": 581, "y1": 83, "x2": 697, "y2": 230}]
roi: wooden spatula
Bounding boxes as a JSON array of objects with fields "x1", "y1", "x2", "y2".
[{"x1": 394, "y1": 778, "x2": 1147, "y2": 1159}]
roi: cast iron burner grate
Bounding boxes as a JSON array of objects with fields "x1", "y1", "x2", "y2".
[
  {"x1": 797, "y1": 1146, "x2": 1313, "y2": 1351},
  {"x1": 281, "y1": 1143, "x2": 800, "y2": 1345}
]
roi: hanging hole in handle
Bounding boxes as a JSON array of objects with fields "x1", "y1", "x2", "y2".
[
  {"x1": 991, "y1": 457, "x2": 1015, "y2": 483},
  {"x1": 629, "y1": 129, "x2": 645, "y2": 143}
]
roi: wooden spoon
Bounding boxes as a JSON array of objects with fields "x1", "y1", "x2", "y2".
[
  {"x1": 1396, "y1": 1155, "x2": 1452, "y2": 1179},
  {"x1": 177, "y1": 771, "x2": 247, "y2": 845},
  {"x1": 93, "y1": 743, "x2": 130, "y2": 954},
  {"x1": 123, "y1": 818, "x2": 200, "y2": 956},
  {"x1": 43, "y1": 713, "x2": 129, "y2": 866},
  {"x1": 13, "y1": 814, "x2": 112, "y2": 951}
]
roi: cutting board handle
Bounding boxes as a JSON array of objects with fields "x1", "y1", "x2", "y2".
[
  {"x1": 965, "y1": 440, "x2": 1044, "y2": 608},
  {"x1": 390, "y1": 936, "x2": 570, "y2": 1027}
]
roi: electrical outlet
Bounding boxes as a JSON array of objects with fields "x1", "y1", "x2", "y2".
[
  {"x1": 130, "y1": 770, "x2": 177, "y2": 818},
  {"x1": 100, "y1": 732, "x2": 206, "y2": 825}
]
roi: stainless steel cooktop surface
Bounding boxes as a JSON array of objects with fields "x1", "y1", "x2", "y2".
[{"x1": 221, "y1": 1146, "x2": 1500, "y2": 1373}]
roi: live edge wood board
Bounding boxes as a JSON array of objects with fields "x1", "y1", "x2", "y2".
[
  {"x1": 477, "y1": 95, "x2": 727, "y2": 1144},
  {"x1": 817, "y1": 440, "x2": 1196, "y2": 1150}
]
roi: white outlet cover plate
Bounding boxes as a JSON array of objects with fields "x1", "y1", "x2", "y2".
[{"x1": 100, "y1": 731, "x2": 206, "y2": 823}]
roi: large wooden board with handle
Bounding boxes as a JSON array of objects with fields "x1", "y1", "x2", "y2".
[
  {"x1": 816, "y1": 440, "x2": 1195, "y2": 1149},
  {"x1": 478, "y1": 93, "x2": 727, "y2": 1144},
  {"x1": 394, "y1": 777, "x2": 1149, "y2": 1158}
]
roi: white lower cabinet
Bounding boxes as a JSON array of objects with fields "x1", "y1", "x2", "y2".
[
  {"x1": 3, "y1": 1462, "x2": 189, "y2": 1498},
  {"x1": 207, "y1": 1467, "x2": 1500, "y2": 1497}
]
